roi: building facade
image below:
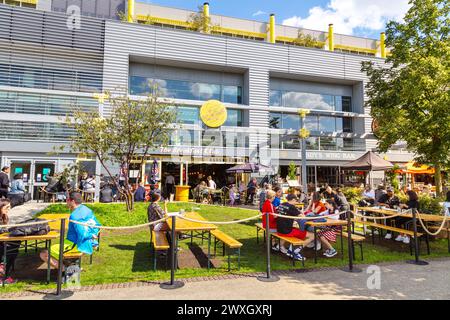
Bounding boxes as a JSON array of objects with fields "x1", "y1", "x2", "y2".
[{"x1": 0, "y1": 0, "x2": 413, "y2": 198}]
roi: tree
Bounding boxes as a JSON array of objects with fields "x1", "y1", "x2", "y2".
[
  {"x1": 292, "y1": 31, "x2": 324, "y2": 49},
  {"x1": 62, "y1": 90, "x2": 177, "y2": 211},
  {"x1": 362, "y1": 0, "x2": 449, "y2": 196},
  {"x1": 187, "y1": 5, "x2": 211, "y2": 33},
  {"x1": 288, "y1": 161, "x2": 297, "y2": 180}
]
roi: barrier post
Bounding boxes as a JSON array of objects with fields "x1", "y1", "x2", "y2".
[
  {"x1": 342, "y1": 211, "x2": 361, "y2": 273},
  {"x1": 406, "y1": 208, "x2": 429, "y2": 266},
  {"x1": 161, "y1": 214, "x2": 184, "y2": 289},
  {"x1": 257, "y1": 212, "x2": 279, "y2": 282},
  {"x1": 55, "y1": 218, "x2": 65, "y2": 296}
]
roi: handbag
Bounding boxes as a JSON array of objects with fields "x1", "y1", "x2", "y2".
[{"x1": 8, "y1": 218, "x2": 50, "y2": 237}]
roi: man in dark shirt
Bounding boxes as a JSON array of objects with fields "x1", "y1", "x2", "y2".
[
  {"x1": 134, "y1": 182, "x2": 147, "y2": 202},
  {"x1": 275, "y1": 194, "x2": 314, "y2": 261},
  {"x1": 99, "y1": 184, "x2": 113, "y2": 203},
  {"x1": 0, "y1": 167, "x2": 10, "y2": 199},
  {"x1": 377, "y1": 188, "x2": 400, "y2": 208},
  {"x1": 322, "y1": 186, "x2": 343, "y2": 208}
]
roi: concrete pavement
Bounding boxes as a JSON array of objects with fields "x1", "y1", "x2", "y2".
[{"x1": 6, "y1": 259, "x2": 450, "y2": 300}]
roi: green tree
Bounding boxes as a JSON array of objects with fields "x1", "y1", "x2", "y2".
[
  {"x1": 362, "y1": 0, "x2": 450, "y2": 196},
  {"x1": 62, "y1": 90, "x2": 176, "y2": 211},
  {"x1": 287, "y1": 161, "x2": 297, "y2": 180},
  {"x1": 187, "y1": 5, "x2": 211, "y2": 33},
  {"x1": 292, "y1": 31, "x2": 324, "y2": 49}
]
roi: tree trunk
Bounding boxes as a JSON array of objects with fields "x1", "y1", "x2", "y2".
[
  {"x1": 125, "y1": 190, "x2": 134, "y2": 212},
  {"x1": 434, "y1": 162, "x2": 442, "y2": 197}
]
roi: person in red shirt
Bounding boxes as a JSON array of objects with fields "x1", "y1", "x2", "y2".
[
  {"x1": 304, "y1": 191, "x2": 327, "y2": 215},
  {"x1": 261, "y1": 190, "x2": 277, "y2": 232}
]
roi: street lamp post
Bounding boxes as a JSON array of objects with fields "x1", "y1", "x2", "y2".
[{"x1": 298, "y1": 109, "x2": 310, "y2": 191}]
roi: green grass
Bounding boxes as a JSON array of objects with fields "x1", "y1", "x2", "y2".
[{"x1": 2, "y1": 202, "x2": 450, "y2": 294}]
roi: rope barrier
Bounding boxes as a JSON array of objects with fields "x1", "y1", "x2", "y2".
[
  {"x1": 416, "y1": 211, "x2": 449, "y2": 236},
  {"x1": 1, "y1": 219, "x2": 58, "y2": 229},
  {"x1": 68, "y1": 216, "x2": 170, "y2": 230},
  {"x1": 352, "y1": 210, "x2": 412, "y2": 221},
  {"x1": 178, "y1": 213, "x2": 263, "y2": 225}
]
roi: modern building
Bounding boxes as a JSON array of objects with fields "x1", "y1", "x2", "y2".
[{"x1": 0, "y1": 0, "x2": 413, "y2": 198}]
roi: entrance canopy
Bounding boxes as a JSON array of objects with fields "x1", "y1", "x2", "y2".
[
  {"x1": 341, "y1": 151, "x2": 394, "y2": 171},
  {"x1": 397, "y1": 161, "x2": 435, "y2": 175},
  {"x1": 226, "y1": 163, "x2": 273, "y2": 174}
]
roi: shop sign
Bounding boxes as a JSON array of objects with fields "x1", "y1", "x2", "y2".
[
  {"x1": 300, "y1": 151, "x2": 362, "y2": 161},
  {"x1": 200, "y1": 100, "x2": 227, "y2": 128}
]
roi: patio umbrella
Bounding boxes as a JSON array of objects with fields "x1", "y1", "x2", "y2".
[
  {"x1": 397, "y1": 161, "x2": 435, "y2": 175},
  {"x1": 341, "y1": 151, "x2": 394, "y2": 171}
]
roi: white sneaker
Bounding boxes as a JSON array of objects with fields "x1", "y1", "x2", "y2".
[
  {"x1": 395, "y1": 235, "x2": 404, "y2": 242},
  {"x1": 272, "y1": 244, "x2": 280, "y2": 252},
  {"x1": 403, "y1": 236, "x2": 410, "y2": 244},
  {"x1": 385, "y1": 233, "x2": 392, "y2": 240},
  {"x1": 306, "y1": 242, "x2": 315, "y2": 249},
  {"x1": 280, "y1": 246, "x2": 288, "y2": 254},
  {"x1": 315, "y1": 241, "x2": 322, "y2": 251}
]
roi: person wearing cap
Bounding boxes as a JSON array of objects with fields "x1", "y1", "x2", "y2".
[
  {"x1": 147, "y1": 192, "x2": 169, "y2": 232},
  {"x1": 378, "y1": 188, "x2": 401, "y2": 240},
  {"x1": 0, "y1": 167, "x2": 10, "y2": 199},
  {"x1": 374, "y1": 184, "x2": 387, "y2": 206},
  {"x1": 274, "y1": 194, "x2": 314, "y2": 261}
]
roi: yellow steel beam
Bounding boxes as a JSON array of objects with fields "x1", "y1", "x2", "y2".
[{"x1": 269, "y1": 14, "x2": 275, "y2": 43}]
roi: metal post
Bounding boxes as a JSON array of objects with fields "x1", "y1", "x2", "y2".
[
  {"x1": 257, "y1": 211, "x2": 279, "y2": 282},
  {"x1": 406, "y1": 208, "x2": 429, "y2": 266},
  {"x1": 161, "y1": 215, "x2": 184, "y2": 289},
  {"x1": 56, "y1": 219, "x2": 65, "y2": 296},
  {"x1": 342, "y1": 211, "x2": 362, "y2": 273},
  {"x1": 302, "y1": 138, "x2": 307, "y2": 191}
]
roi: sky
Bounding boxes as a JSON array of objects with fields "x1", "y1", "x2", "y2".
[{"x1": 139, "y1": 0, "x2": 411, "y2": 39}]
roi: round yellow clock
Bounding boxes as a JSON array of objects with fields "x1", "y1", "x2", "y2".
[{"x1": 200, "y1": 100, "x2": 227, "y2": 128}]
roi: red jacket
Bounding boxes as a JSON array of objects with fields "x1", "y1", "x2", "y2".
[{"x1": 261, "y1": 199, "x2": 277, "y2": 229}]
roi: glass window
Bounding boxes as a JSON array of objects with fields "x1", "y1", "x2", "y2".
[
  {"x1": 283, "y1": 136, "x2": 300, "y2": 150},
  {"x1": 224, "y1": 109, "x2": 243, "y2": 127},
  {"x1": 177, "y1": 106, "x2": 199, "y2": 125},
  {"x1": 269, "y1": 112, "x2": 282, "y2": 129},
  {"x1": 342, "y1": 96, "x2": 352, "y2": 112},
  {"x1": 223, "y1": 86, "x2": 242, "y2": 104},
  {"x1": 304, "y1": 115, "x2": 318, "y2": 131},
  {"x1": 320, "y1": 137, "x2": 337, "y2": 151},
  {"x1": 282, "y1": 114, "x2": 299, "y2": 130},
  {"x1": 336, "y1": 117, "x2": 344, "y2": 133},
  {"x1": 130, "y1": 76, "x2": 150, "y2": 95},
  {"x1": 306, "y1": 137, "x2": 319, "y2": 150},
  {"x1": 270, "y1": 90, "x2": 282, "y2": 106},
  {"x1": 343, "y1": 117, "x2": 353, "y2": 133},
  {"x1": 319, "y1": 116, "x2": 336, "y2": 132}
]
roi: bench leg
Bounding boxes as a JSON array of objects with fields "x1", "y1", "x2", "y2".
[
  {"x1": 165, "y1": 249, "x2": 169, "y2": 272},
  {"x1": 409, "y1": 237, "x2": 413, "y2": 256},
  {"x1": 227, "y1": 248, "x2": 231, "y2": 272},
  {"x1": 340, "y1": 228, "x2": 344, "y2": 260},
  {"x1": 152, "y1": 245, "x2": 156, "y2": 271},
  {"x1": 237, "y1": 248, "x2": 241, "y2": 271},
  {"x1": 425, "y1": 233, "x2": 430, "y2": 255},
  {"x1": 25, "y1": 240, "x2": 27, "y2": 253},
  {"x1": 256, "y1": 228, "x2": 259, "y2": 244},
  {"x1": 90, "y1": 253, "x2": 93, "y2": 265},
  {"x1": 213, "y1": 237, "x2": 217, "y2": 257},
  {"x1": 360, "y1": 243, "x2": 364, "y2": 261},
  {"x1": 371, "y1": 227, "x2": 375, "y2": 245}
]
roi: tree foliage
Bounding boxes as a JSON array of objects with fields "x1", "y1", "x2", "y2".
[
  {"x1": 362, "y1": 0, "x2": 450, "y2": 195},
  {"x1": 63, "y1": 91, "x2": 177, "y2": 211},
  {"x1": 287, "y1": 161, "x2": 297, "y2": 180},
  {"x1": 292, "y1": 32, "x2": 324, "y2": 49},
  {"x1": 187, "y1": 5, "x2": 211, "y2": 32}
]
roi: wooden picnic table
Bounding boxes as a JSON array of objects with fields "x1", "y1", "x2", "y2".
[
  {"x1": 39, "y1": 213, "x2": 70, "y2": 231},
  {"x1": 0, "y1": 231, "x2": 60, "y2": 286},
  {"x1": 358, "y1": 207, "x2": 447, "y2": 222},
  {"x1": 166, "y1": 211, "x2": 218, "y2": 270},
  {"x1": 306, "y1": 219, "x2": 348, "y2": 263}
]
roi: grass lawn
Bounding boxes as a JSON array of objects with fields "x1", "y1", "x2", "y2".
[{"x1": 1, "y1": 202, "x2": 449, "y2": 294}]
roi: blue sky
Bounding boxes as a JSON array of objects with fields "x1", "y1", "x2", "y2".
[{"x1": 140, "y1": 0, "x2": 411, "y2": 39}]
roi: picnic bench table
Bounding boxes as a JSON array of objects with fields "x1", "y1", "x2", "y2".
[
  {"x1": 306, "y1": 219, "x2": 347, "y2": 264},
  {"x1": 166, "y1": 211, "x2": 218, "y2": 270},
  {"x1": 0, "y1": 231, "x2": 60, "y2": 286}
]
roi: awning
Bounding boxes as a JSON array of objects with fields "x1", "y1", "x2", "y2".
[
  {"x1": 341, "y1": 151, "x2": 394, "y2": 171},
  {"x1": 396, "y1": 161, "x2": 435, "y2": 175}
]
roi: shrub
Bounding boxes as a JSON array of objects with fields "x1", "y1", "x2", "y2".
[
  {"x1": 341, "y1": 187, "x2": 363, "y2": 204},
  {"x1": 418, "y1": 194, "x2": 444, "y2": 215}
]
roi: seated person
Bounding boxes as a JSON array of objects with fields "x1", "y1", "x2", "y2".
[
  {"x1": 99, "y1": 183, "x2": 113, "y2": 203},
  {"x1": 443, "y1": 190, "x2": 450, "y2": 217},
  {"x1": 304, "y1": 191, "x2": 327, "y2": 215},
  {"x1": 275, "y1": 194, "x2": 314, "y2": 261},
  {"x1": 83, "y1": 175, "x2": 96, "y2": 194},
  {"x1": 0, "y1": 199, "x2": 20, "y2": 284},
  {"x1": 229, "y1": 184, "x2": 238, "y2": 206},
  {"x1": 134, "y1": 182, "x2": 146, "y2": 202},
  {"x1": 378, "y1": 188, "x2": 400, "y2": 209},
  {"x1": 147, "y1": 192, "x2": 169, "y2": 232},
  {"x1": 361, "y1": 186, "x2": 375, "y2": 206},
  {"x1": 40, "y1": 192, "x2": 101, "y2": 269},
  {"x1": 45, "y1": 175, "x2": 60, "y2": 193},
  {"x1": 315, "y1": 200, "x2": 341, "y2": 258},
  {"x1": 9, "y1": 174, "x2": 26, "y2": 194}
]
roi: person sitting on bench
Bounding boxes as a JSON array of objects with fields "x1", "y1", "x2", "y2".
[
  {"x1": 40, "y1": 192, "x2": 101, "y2": 269},
  {"x1": 378, "y1": 188, "x2": 401, "y2": 240}
]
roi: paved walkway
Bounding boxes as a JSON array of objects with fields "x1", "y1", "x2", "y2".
[
  {"x1": 6, "y1": 259, "x2": 450, "y2": 300},
  {"x1": 8, "y1": 201, "x2": 50, "y2": 224}
]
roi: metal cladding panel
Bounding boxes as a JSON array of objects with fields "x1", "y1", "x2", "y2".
[
  {"x1": 154, "y1": 28, "x2": 227, "y2": 65},
  {"x1": 226, "y1": 39, "x2": 289, "y2": 71},
  {"x1": 288, "y1": 46, "x2": 346, "y2": 78},
  {"x1": 248, "y1": 68, "x2": 269, "y2": 107},
  {"x1": 249, "y1": 109, "x2": 269, "y2": 128},
  {"x1": 0, "y1": 4, "x2": 105, "y2": 53}
]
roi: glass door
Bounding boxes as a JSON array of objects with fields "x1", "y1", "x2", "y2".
[
  {"x1": 9, "y1": 160, "x2": 33, "y2": 196},
  {"x1": 33, "y1": 161, "x2": 56, "y2": 199}
]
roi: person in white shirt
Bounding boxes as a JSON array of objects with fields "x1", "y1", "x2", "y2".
[
  {"x1": 444, "y1": 191, "x2": 450, "y2": 216},
  {"x1": 362, "y1": 185, "x2": 375, "y2": 205},
  {"x1": 207, "y1": 176, "x2": 216, "y2": 190}
]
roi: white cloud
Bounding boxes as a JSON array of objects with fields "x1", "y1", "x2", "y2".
[
  {"x1": 252, "y1": 10, "x2": 267, "y2": 17},
  {"x1": 282, "y1": 0, "x2": 411, "y2": 35}
]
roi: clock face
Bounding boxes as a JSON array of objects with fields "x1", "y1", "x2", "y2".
[{"x1": 200, "y1": 100, "x2": 227, "y2": 128}]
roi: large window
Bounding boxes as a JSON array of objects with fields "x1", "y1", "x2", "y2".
[
  {"x1": 173, "y1": 106, "x2": 244, "y2": 127},
  {"x1": 269, "y1": 112, "x2": 352, "y2": 133},
  {"x1": 0, "y1": 64, "x2": 102, "y2": 93},
  {"x1": 270, "y1": 134, "x2": 365, "y2": 151},
  {"x1": 129, "y1": 76, "x2": 243, "y2": 104},
  {"x1": 270, "y1": 89, "x2": 352, "y2": 112}
]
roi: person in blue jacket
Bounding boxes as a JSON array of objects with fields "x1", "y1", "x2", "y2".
[{"x1": 40, "y1": 192, "x2": 101, "y2": 269}]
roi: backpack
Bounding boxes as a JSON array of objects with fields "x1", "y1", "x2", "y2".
[{"x1": 8, "y1": 218, "x2": 50, "y2": 237}]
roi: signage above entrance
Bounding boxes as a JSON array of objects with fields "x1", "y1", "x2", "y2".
[{"x1": 200, "y1": 100, "x2": 227, "y2": 128}]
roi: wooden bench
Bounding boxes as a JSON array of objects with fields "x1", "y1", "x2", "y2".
[
  {"x1": 341, "y1": 230, "x2": 365, "y2": 260},
  {"x1": 352, "y1": 219, "x2": 429, "y2": 255},
  {"x1": 270, "y1": 233, "x2": 307, "y2": 267},
  {"x1": 255, "y1": 223, "x2": 269, "y2": 244},
  {"x1": 150, "y1": 230, "x2": 170, "y2": 271},
  {"x1": 211, "y1": 229, "x2": 243, "y2": 271}
]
